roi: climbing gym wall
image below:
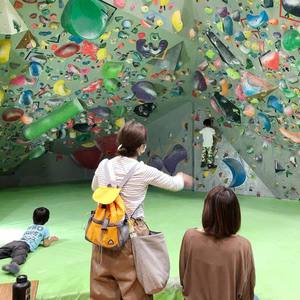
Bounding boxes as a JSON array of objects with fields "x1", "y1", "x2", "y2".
[
  {"x1": 0, "y1": 0, "x2": 299, "y2": 199},
  {"x1": 190, "y1": 0, "x2": 300, "y2": 199}
]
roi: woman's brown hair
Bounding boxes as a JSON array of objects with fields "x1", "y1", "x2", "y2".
[
  {"x1": 202, "y1": 186, "x2": 241, "y2": 238},
  {"x1": 117, "y1": 120, "x2": 147, "y2": 157}
]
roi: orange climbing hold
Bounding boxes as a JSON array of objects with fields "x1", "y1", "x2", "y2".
[
  {"x1": 220, "y1": 79, "x2": 229, "y2": 96},
  {"x1": 279, "y1": 128, "x2": 300, "y2": 143}
]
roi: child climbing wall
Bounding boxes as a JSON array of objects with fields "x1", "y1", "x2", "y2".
[{"x1": 200, "y1": 119, "x2": 216, "y2": 169}]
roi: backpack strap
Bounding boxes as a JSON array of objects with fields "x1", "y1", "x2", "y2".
[
  {"x1": 118, "y1": 162, "x2": 140, "y2": 189},
  {"x1": 104, "y1": 159, "x2": 140, "y2": 189}
]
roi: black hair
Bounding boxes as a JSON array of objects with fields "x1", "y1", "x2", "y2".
[
  {"x1": 203, "y1": 118, "x2": 212, "y2": 127},
  {"x1": 33, "y1": 207, "x2": 50, "y2": 225}
]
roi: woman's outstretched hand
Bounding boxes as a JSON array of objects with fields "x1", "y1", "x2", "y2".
[{"x1": 176, "y1": 172, "x2": 194, "y2": 188}]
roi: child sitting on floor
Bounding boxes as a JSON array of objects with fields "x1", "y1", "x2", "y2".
[
  {"x1": 0, "y1": 207, "x2": 58, "y2": 275},
  {"x1": 200, "y1": 118, "x2": 216, "y2": 169}
]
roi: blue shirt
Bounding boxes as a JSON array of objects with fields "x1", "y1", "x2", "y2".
[{"x1": 21, "y1": 224, "x2": 50, "y2": 251}]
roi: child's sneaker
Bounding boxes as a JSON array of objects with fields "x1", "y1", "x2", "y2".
[
  {"x1": 201, "y1": 162, "x2": 206, "y2": 168},
  {"x1": 2, "y1": 262, "x2": 20, "y2": 275}
]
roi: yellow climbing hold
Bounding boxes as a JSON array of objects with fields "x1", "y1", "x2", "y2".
[
  {"x1": 216, "y1": 21, "x2": 224, "y2": 32},
  {"x1": 244, "y1": 31, "x2": 252, "y2": 39},
  {"x1": 82, "y1": 141, "x2": 96, "y2": 148},
  {"x1": 172, "y1": 10, "x2": 183, "y2": 32},
  {"x1": 53, "y1": 80, "x2": 71, "y2": 96},
  {"x1": 99, "y1": 31, "x2": 111, "y2": 41},
  {"x1": 0, "y1": 39, "x2": 11, "y2": 64},
  {"x1": 0, "y1": 88, "x2": 5, "y2": 106},
  {"x1": 156, "y1": 19, "x2": 164, "y2": 27},
  {"x1": 251, "y1": 42, "x2": 259, "y2": 52},
  {"x1": 141, "y1": 5, "x2": 149, "y2": 13},
  {"x1": 115, "y1": 117, "x2": 125, "y2": 128},
  {"x1": 97, "y1": 48, "x2": 107, "y2": 60},
  {"x1": 160, "y1": 0, "x2": 169, "y2": 5},
  {"x1": 40, "y1": 40, "x2": 49, "y2": 49}
]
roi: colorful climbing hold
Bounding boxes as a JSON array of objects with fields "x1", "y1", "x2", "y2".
[
  {"x1": 2, "y1": 108, "x2": 24, "y2": 122},
  {"x1": 171, "y1": 10, "x2": 183, "y2": 32},
  {"x1": 19, "y1": 90, "x2": 34, "y2": 106},
  {"x1": 61, "y1": 0, "x2": 108, "y2": 40},
  {"x1": 53, "y1": 80, "x2": 71, "y2": 96},
  {"x1": 23, "y1": 98, "x2": 84, "y2": 140},
  {"x1": 102, "y1": 62, "x2": 123, "y2": 79},
  {"x1": 54, "y1": 43, "x2": 80, "y2": 58},
  {"x1": 246, "y1": 11, "x2": 269, "y2": 29},
  {"x1": 132, "y1": 81, "x2": 157, "y2": 102},
  {"x1": 282, "y1": 29, "x2": 300, "y2": 52},
  {"x1": 0, "y1": 39, "x2": 11, "y2": 64}
]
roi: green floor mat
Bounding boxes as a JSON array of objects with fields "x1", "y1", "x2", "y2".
[{"x1": 0, "y1": 183, "x2": 300, "y2": 300}]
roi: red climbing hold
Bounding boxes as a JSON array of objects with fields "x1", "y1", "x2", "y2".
[{"x1": 54, "y1": 43, "x2": 80, "y2": 58}]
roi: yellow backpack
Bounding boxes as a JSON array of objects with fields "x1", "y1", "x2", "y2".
[{"x1": 85, "y1": 159, "x2": 138, "y2": 250}]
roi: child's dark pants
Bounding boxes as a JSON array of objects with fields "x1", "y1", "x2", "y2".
[{"x1": 0, "y1": 241, "x2": 30, "y2": 265}]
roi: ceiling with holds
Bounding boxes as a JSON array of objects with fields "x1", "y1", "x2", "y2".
[{"x1": 0, "y1": 0, "x2": 299, "y2": 198}]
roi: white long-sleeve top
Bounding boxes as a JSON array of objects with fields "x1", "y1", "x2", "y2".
[{"x1": 91, "y1": 156, "x2": 184, "y2": 218}]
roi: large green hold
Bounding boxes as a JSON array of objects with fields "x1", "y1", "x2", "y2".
[
  {"x1": 102, "y1": 62, "x2": 123, "y2": 79},
  {"x1": 23, "y1": 98, "x2": 84, "y2": 140},
  {"x1": 61, "y1": 0, "x2": 109, "y2": 40},
  {"x1": 282, "y1": 29, "x2": 300, "y2": 51}
]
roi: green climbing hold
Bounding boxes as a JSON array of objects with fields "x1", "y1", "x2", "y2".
[
  {"x1": 282, "y1": 88, "x2": 297, "y2": 99},
  {"x1": 216, "y1": 21, "x2": 224, "y2": 32},
  {"x1": 23, "y1": 99, "x2": 84, "y2": 140},
  {"x1": 246, "y1": 58, "x2": 253, "y2": 69},
  {"x1": 61, "y1": 0, "x2": 109, "y2": 40},
  {"x1": 103, "y1": 78, "x2": 120, "y2": 92},
  {"x1": 102, "y1": 62, "x2": 123, "y2": 79},
  {"x1": 205, "y1": 49, "x2": 215, "y2": 59},
  {"x1": 282, "y1": 29, "x2": 300, "y2": 52},
  {"x1": 28, "y1": 145, "x2": 46, "y2": 160},
  {"x1": 112, "y1": 105, "x2": 127, "y2": 117},
  {"x1": 250, "y1": 98, "x2": 259, "y2": 104},
  {"x1": 226, "y1": 68, "x2": 240, "y2": 80},
  {"x1": 204, "y1": 7, "x2": 213, "y2": 14}
]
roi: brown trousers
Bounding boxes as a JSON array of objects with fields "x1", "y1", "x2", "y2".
[{"x1": 90, "y1": 219, "x2": 153, "y2": 300}]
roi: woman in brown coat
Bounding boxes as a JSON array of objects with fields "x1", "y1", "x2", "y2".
[{"x1": 179, "y1": 186, "x2": 256, "y2": 300}]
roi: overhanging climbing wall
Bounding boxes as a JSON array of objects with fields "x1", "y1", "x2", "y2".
[{"x1": 0, "y1": 0, "x2": 299, "y2": 199}]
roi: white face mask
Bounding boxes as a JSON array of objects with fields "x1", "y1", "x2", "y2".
[{"x1": 138, "y1": 144, "x2": 146, "y2": 155}]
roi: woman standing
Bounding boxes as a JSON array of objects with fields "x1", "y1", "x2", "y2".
[
  {"x1": 180, "y1": 186, "x2": 255, "y2": 300},
  {"x1": 90, "y1": 120, "x2": 193, "y2": 300}
]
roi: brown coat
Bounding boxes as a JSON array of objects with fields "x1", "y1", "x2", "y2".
[{"x1": 179, "y1": 228, "x2": 255, "y2": 300}]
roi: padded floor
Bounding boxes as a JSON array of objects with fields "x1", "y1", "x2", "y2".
[{"x1": 0, "y1": 183, "x2": 300, "y2": 300}]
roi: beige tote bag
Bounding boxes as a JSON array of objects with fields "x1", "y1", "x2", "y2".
[{"x1": 131, "y1": 231, "x2": 170, "y2": 294}]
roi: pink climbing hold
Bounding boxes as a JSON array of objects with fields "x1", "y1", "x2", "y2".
[
  {"x1": 210, "y1": 98, "x2": 223, "y2": 115},
  {"x1": 235, "y1": 84, "x2": 247, "y2": 101},
  {"x1": 10, "y1": 75, "x2": 36, "y2": 86},
  {"x1": 82, "y1": 79, "x2": 103, "y2": 93},
  {"x1": 114, "y1": 0, "x2": 126, "y2": 8},
  {"x1": 54, "y1": 43, "x2": 80, "y2": 58}
]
